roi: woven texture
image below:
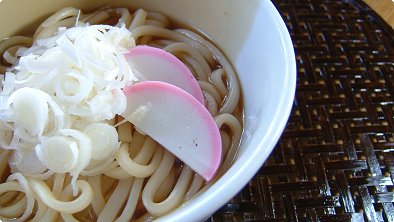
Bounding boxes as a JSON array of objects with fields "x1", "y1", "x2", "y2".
[{"x1": 208, "y1": 0, "x2": 394, "y2": 221}]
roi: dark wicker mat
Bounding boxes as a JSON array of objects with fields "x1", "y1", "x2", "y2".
[{"x1": 208, "y1": 0, "x2": 394, "y2": 221}]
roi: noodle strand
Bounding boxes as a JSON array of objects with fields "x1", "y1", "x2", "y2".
[
  {"x1": 0, "y1": 6, "x2": 243, "y2": 221},
  {"x1": 29, "y1": 178, "x2": 93, "y2": 214}
]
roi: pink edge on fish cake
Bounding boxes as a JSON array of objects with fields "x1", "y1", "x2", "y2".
[
  {"x1": 124, "y1": 45, "x2": 205, "y2": 105},
  {"x1": 122, "y1": 81, "x2": 221, "y2": 181}
]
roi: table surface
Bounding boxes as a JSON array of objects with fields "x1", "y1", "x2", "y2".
[
  {"x1": 364, "y1": 0, "x2": 394, "y2": 28},
  {"x1": 208, "y1": 0, "x2": 394, "y2": 221}
]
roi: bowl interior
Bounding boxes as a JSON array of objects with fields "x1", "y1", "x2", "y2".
[{"x1": 0, "y1": 0, "x2": 296, "y2": 221}]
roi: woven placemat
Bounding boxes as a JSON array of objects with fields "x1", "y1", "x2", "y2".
[{"x1": 208, "y1": 0, "x2": 394, "y2": 221}]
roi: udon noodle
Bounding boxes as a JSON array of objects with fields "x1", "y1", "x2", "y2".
[{"x1": 0, "y1": 6, "x2": 242, "y2": 222}]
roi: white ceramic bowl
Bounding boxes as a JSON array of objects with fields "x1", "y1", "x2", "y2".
[{"x1": 0, "y1": 0, "x2": 296, "y2": 221}]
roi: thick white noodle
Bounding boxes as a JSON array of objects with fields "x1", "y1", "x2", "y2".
[{"x1": 0, "y1": 6, "x2": 243, "y2": 221}]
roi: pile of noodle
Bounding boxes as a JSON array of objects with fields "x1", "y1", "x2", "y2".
[{"x1": 0, "y1": 6, "x2": 243, "y2": 222}]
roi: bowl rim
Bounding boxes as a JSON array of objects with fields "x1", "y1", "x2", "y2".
[
  {"x1": 0, "y1": 0, "x2": 296, "y2": 221},
  {"x1": 155, "y1": 1, "x2": 297, "y2": 221}
]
